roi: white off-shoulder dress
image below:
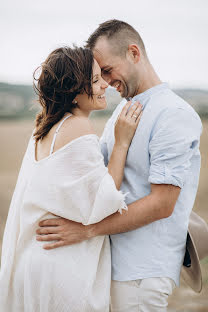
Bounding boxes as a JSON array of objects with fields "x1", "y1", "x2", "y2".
[{"x1": 0, "y1": 115, "x2": 127, "y2": 312}]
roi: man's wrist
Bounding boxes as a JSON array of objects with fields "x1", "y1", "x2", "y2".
[{"x1": 86, "y1": 223, "x2": 98, "y2": 239}]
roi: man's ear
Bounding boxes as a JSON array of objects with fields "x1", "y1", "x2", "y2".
[{"x1": 127, "y1": 44, "x2": 140, "y2": 64}]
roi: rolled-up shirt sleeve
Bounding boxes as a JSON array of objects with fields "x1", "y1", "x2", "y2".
[{"x1": 148, "y1": 108, "x2": 202, "y2": 188}]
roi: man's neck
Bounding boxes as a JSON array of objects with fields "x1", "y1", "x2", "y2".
[{"x1": 136, "y1": 62, "x2": 162, "y2": 95}]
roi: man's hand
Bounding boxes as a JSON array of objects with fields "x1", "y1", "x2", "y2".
[{"x1": 36, "y1": 217, "x2": 92, "y2": 250}]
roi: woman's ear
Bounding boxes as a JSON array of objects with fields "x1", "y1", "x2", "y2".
[{"x1": 72, "y1": 98, "x2": 78, "y2": 105}]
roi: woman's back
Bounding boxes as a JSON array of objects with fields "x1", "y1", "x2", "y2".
[{"x1": 35, "y1": 113, "x2": 95, "y2": 163}]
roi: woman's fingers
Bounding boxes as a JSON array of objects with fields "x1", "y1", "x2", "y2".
[
  {"x1": 135, "y1": 111, "x2": 143, "y2": 125},
  {"x1": 120, "y1": 100, "x2": 133, "y2": 117},
  {"x1": 114, "y1": 100, "x2": 143, "y2": 148},
  {"x1": 131, "y1": 104, "x2": 143, "y2": 122},
  {"x1": 115, "y1": 101, "x2": 132, "y2": 125},
  {"x1": 118, "y1": 100, "x2": 142, "y2": 121},
  {"x1": 126, "y1": 102, "x2": 142, "y2": 119}
]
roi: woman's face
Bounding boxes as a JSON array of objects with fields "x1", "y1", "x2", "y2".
[{"x1": 75, "y1": 59, "x2": 108, "y2": 114}]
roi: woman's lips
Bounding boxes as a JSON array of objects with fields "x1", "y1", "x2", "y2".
[{"x1": 97, "y1": 94, "x2": 106, "y2": 101}]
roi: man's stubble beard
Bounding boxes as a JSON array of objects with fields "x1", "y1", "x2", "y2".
[{"x1": 123, "y1": 75, "x2": 139, "y2": 99}]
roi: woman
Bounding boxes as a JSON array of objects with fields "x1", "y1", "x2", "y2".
[{"x1": 0, "y1": 46, "x2": 142, "y2": 311}]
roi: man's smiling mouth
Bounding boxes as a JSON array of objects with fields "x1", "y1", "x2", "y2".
[{"x1": 112, "y1": 81, "x2": 121, "y2": 92}]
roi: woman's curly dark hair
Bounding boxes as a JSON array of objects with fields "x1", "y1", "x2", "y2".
[{"x1": 33, "y1": 46, "x2": 94, "y2": 143}]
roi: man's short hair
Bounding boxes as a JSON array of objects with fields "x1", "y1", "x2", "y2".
[{"x1": 86, "y1": 19, "x2": 147, "y2": 57}]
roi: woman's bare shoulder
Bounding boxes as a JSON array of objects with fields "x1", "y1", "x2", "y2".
[
  {"x1": 64, "y1": 115, "x2": 95, "y2": 137},
  {"x1": 54, "y1": 116, "x2": 96, "y2": 150}
]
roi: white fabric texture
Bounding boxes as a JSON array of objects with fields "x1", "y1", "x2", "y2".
[
  {"x1": 0, "y1": 133, "x2": 127, "y2": 312},
  {"x1": 110, "y1": 277, "x2": 176, "y2": 312}
]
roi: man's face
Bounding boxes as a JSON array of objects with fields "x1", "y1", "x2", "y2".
[{"x1": 93, "y1": 38, "x2": 139, "y2": 98}]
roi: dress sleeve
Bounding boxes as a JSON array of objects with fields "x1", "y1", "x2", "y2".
[
  {"x1": 148, "y1": 108, "x2": 202, "y2": 188},
  {"x1": 99, "y1": 115, "x2": 113, "y2": 167},
  {"x1": 47, "y1": 135, "x2": 127, "y2": 225},
  {"x1": 99, "y1": 140, "x2": 108, "y2": 167}
]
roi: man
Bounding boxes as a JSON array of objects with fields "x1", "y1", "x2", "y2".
[{"x1": 36, "y1": 20, "x2": 202, "y2": 311}]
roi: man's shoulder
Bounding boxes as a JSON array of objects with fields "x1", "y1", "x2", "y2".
[
  {"x1": 148, "y1": 88, "x2": 201, "y2": 122},
  {"x1": 143, "y1": 89, "x2": 202, "y2": 140}
]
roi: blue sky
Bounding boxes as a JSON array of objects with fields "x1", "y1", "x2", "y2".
[{"x1": 1, "y1": 0, "x2": 208, "y2": 88}]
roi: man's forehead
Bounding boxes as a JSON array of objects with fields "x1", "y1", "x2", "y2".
[
  {"x1": 93, "y1": 46, "x2": 118, "y2": 70},
  {"x1": 93, "y1": 37, "x2": 111, "y2": 53},
  {"x1": 93, "y1": 48, "x2": 111, "y2": 68}
]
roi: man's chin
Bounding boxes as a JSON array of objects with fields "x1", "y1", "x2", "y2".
[
  {"x1": 120, "y1": 86, "x2": 129, "y2": 98},
  {"x1": 116, "y1": 85, "x2": 128, "y2": 98},
  {"x1": 120, "y1": 91, "x2": 128, "y2": 98},
  {"x1": 118, "y1": 88, "x2": 126, "y2": 98}
]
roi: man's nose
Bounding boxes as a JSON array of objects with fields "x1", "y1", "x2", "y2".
[
  {"x1": 101, "y1": 74, "x2": 111, "y2": 85},
  {"x1": 101, "y1": 77, "x2": 109, "y2": 89}
]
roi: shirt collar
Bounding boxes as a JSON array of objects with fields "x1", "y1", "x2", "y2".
[{"x1": 127, "y1": 82, "x2": 169, "y2": 109}]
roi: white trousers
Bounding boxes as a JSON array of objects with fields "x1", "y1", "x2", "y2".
[{"x1": 110, "y1": 277, "x2": 176, "y2": 312}]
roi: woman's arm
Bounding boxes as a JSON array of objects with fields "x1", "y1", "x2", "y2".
[
  {"x1": 107, "y1": 144, "x2": 128, "y2": 190},
  {"x1": 107, "y1": 101, "x2": 142, "y2": 189}
]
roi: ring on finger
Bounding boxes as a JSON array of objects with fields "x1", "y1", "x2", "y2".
[{"x1": 132, "y1": 114, "x2": 138, "y2": 118}]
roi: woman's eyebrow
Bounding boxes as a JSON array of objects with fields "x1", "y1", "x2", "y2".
[{"x1": 93, "y1": 74, "x2": 99, "y2": 79}]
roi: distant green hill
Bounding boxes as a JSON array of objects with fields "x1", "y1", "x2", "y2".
[
  {"x1": 0, "y1": 82, "x2": 34, "y2": 97},
  {"x1": 0, "y1": 82, "x2": 37, "y2": 119},
  {"x1": 0, "y1": 82, "x2": 208, "y2": 119}
]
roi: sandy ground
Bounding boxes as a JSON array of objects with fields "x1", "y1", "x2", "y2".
[{"x1": 0, "y1": 117, "x2": 208, "y2": 311}]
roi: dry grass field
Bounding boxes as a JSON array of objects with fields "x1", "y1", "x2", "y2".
[{"x1": 0, "y1": 117, "x2": 207, "y2": 311}]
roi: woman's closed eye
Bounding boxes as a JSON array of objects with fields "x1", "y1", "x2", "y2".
[{"x1": 92, "y1": 73, "x2": 100, "y2": 84}]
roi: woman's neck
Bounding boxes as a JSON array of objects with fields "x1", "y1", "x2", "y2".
[{"x1": 71, "y1": 108, "x2": 90, "y2": 118}]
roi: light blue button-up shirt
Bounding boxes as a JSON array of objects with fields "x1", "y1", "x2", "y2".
[{"x1": 100, "y1": 83, "x2": 202, "y2": 286}]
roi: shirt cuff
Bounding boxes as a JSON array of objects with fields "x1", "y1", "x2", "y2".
[{"x1": 148, "y1": 163, "x2": 184, "y2": 188}]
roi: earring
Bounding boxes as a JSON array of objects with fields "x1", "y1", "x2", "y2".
[{"x1": 73, "y1": 100, "x2": 78, "y2": 104}]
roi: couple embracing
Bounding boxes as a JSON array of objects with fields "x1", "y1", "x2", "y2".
[{"x1": 0, "y1": 20, "x2": 202, "y2": 311}]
